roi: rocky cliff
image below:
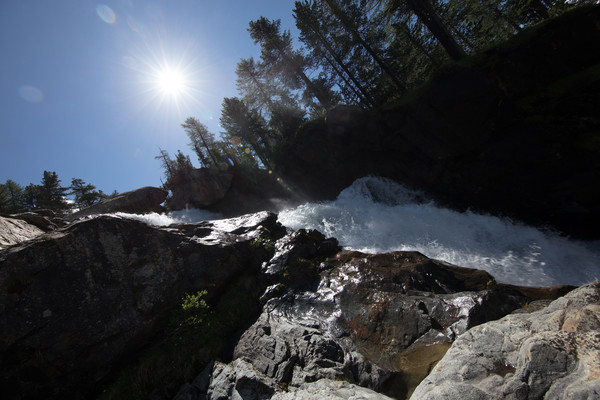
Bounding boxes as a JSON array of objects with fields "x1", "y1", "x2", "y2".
[{"x1": 2, "y1": 209, "x2": 594, "y2": 400}]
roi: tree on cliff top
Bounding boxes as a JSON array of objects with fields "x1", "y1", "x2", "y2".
[
  {"x1": 70, "y1": 178, "x2": 105, "y2": 209},
  {"x1": 182, "y1": 117, "x2": 222, "y2": 168},
  {"x1": 35, "y1": 171, "x2": 70, "y2": 213},
  {"x1": 0, "y1": 180, "x2": 27, "y2": 214},
  {"x1": 248, "y1": 17, "x2": 336, "y2": 111}
]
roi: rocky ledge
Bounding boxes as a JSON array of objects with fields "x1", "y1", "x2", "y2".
[{"x1": 0, "y1": 210, "x2": 595, "y2": 400}]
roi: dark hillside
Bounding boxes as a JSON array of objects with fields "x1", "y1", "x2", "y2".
[{"x1": 277, "y1": 5, "x2": 600, "y2": 239}]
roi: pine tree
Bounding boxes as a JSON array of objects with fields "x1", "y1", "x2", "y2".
[
  {"x1": 182, "y1": 117, "x2": 223, "y2": 169},
  {"x1": 220, "y1": 97, "x2": 274, "y2": 170},
  {"x1": 70, "y1": 178, "x2": 103, "y2": 209},
  {"x1": 36, "y1": 171, "x2": 69, "y2": 213},
  {"x1": 0, "y1": 180, "x2": 28, "y2": 214},
  {"x1": 322, "y1": 0, "x2": 408, "y2": 94},
  {"x1": 248, "y1": 17, "x2": 335, "y2": 110},
  {"x1": 294, "y1": 0, "x2": 377, "y2": 107}
]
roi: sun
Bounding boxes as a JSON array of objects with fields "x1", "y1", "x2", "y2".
[{"x1": 155, "y1": 67, "x2": 186, "y2": 96}]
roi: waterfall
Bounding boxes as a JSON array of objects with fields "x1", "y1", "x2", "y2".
[
  {"x1": 278, "y1": 177, "x2": 600, "y2": 287},
  {"x1": 108, "y1": 176, "x2": 599, "y2": 287}
]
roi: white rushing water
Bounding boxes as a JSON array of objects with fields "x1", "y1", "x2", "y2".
[
  {"x1": 278, "y1": 177, "x2": 600, "y2": 287},
  {"x1": 112, "y1": 208, "x2": 222, "y2": 226},
  {"x1": 108, "y1": 177, "x2": 599, "y2": 287}
]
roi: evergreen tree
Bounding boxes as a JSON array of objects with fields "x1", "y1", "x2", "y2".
[
  {"x1": 236, "y1": 57, "x2": 307, "y2": 134},
  {"x1": 36, "y1": 171, "x2": 69, "y2": 213},
  {"x1": 220, "y1": 97, "x2": 274, "y2": 170},
  {"x1": 295, "y1": 0, "x2": 377, "y2": 107},
  {"x1": 248, "y1": 17, "x2": 335, "y2": 110},
  {"x1": 70, "y1": 178, "x2": 104, "y2": 209},
  {"x1": 322, "y1": 0, "x2": 408, "y2": 94},
  {"x1": 155, "y1": 148, "x2": 175, "y2": 184},
  {"x1": 0, "y1": 183, "x2": 9, "y2": 213},
  {"x1": 181, "y1": 117, "x2": 222, "y2": 168},
  {"x1": 0, "y1": 180, "x2": 27, "y2": 214},
  {"x1": 22, "y1": 184, "x2": 39, "y2": 211},
  {"x1": 400, "y1": 0, "x2": 467, "y2": 60}
]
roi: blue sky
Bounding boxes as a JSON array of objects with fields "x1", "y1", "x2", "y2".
[{"x1": 0, "y1": 0, "x2": 299, "y2": 194}]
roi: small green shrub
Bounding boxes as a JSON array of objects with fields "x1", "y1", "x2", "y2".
[{"x1": 181, "y1": 290, "x2": 209, "y2": 327}]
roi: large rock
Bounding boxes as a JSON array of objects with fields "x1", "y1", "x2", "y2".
[
  {"x1": 410, "y1": 281, "x2": 600, "y2": 400},
  {"x1": 69, "y1": 186, "x2": 168, "y2": 220},
  {"x1": 167, "y1": 167, "x2": 235, "y2": 210},
  {"x1": 0, "y1": 216, "x2": 44, "y2": 247},
  {"x1": 8, "y1": 210, "x2": 62, "y2": 232},
  {"x1": 0, "y1": 211, "x2": 281, "y2": 399},
  {"x1": 197, "y1": 247, "x2": 571, "y2": 400}
]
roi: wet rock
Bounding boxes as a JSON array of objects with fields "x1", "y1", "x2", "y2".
[
  {"x1": 0, "y1": 216, "x2": 44, "y2": 246},
  {"x1": 410, "y1": 281, "x2": 600, "y2": 400},
  {"x1": 0, "y1": 211, "x2": 280, "y2": 398},
  {"x1": 69, "y1": 186, "x2": 168, "y2": 220},
  {"x1": 208, "y1": 250, "x2": 559, "y2": 400}
]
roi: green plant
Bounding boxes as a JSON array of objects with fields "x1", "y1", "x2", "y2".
[
  {"x1": 181, "y1": 290, "x2": 209, "y2": 327},
  {"x1": 98, "y1": 290, "x2": 212, "y2": 400}
]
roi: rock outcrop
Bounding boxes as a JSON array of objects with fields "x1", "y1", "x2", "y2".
[
  {"x1": 190, "y1": 246, "x2": 574, "y2": 400},
  {"x1": 167, "y1": 168, "x2": 234, "y2": 210},
  {"x1": 69, "y1": 186, "x2": 168, "y2": 220},
  {"x1": 168, "y1": 165, "x2": 303, "y2": 218},
  {"x1": 0, "y1": 211, "x2": 283, "y2": 398},
  {"x1": 410, "y1": 281, "x2": 600, "y2": 400},
  {"x1": 7, "y1": 210, "x2": 62, "y2": 232},
  {"x1": 0, "y1": 216, "x2": 44, "y2": 247},
  {"x1": 0, "y1": 210, "x2": 592, "y2": 400}
]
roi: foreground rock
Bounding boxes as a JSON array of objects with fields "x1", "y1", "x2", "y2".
[
  {"x1": 0, "y1": 211, "x2": 283, "y2": 399},
  {"x1": 193, "y1": 246, "x2": 573, "y2": 400},
  {"x1": 68, "y1": 186, "x2": 168, "y2": 220},
  {"x1": 410, "y1": 280, "x2": 600, "y2": 400},
  {"x1": 0, "y1": 216, "x2": 44, "y2": 247},
  {"x1": 0, "y1": 210, "x2": 585, "y2": 400}
]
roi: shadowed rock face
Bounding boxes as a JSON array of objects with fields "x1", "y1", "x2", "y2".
[
  {"x1": 0, "y1": 211, "x2": 282, "y2": 399},
  {"x1": 167, "y1": 168, "x2": 234, "y2": 210},
  {"x1": 69, "y1": 186, "x2": 168, "y2": 220}
]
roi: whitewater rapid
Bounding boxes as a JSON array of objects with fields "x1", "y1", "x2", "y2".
[
  {"x1": 111, "y1": 177, "x2": 599, "y2": 287},
  {"x1": 278, "y1": 177, "x2": 600, "y2": 287}
]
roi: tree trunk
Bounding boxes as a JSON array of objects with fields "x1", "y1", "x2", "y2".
[
  {"x1": 405, "y1": 0, "x2": 466, "y2": 61},
  {"x1": 323, "y1": 0, "x2": 407, "y2": 93},
  {"x1": 296, "y1": 4, "x2": 376, "y2": 107}
]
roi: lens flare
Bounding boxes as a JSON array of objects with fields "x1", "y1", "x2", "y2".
[
  {"x1": 18, "y1": 85, "x2": 44, "y2": 103},
  {"x1": 96, "y1": 4, "x2": 116, "y2": 24}
]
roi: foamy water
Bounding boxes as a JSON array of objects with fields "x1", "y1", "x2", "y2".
[
  {"x1": 278, "y1": 177, "x2": 600, "y2": 287},
  {"x1": 112, "y1": 208, "x2": 222, "y2": 226}
]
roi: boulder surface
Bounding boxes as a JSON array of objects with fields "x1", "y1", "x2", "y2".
[
  {"x1": 410, "y1": 281, "x2": 600, "y2": 400},
  {"x1": 69, "y1": 186, "x2": 168, "y2": 220},
  {"x1": 0, "y1": 216, "x2": 44, "y2": 246}
]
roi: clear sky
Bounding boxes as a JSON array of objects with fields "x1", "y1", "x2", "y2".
[{"x1": 0, "y1": 0, "x2": 299, "y2": 194}]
